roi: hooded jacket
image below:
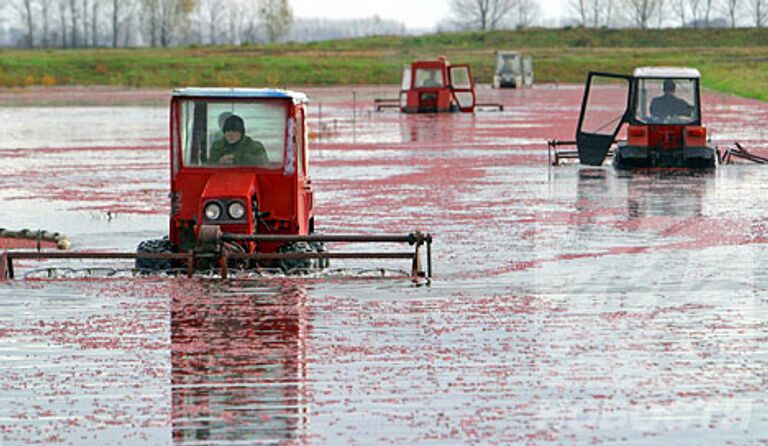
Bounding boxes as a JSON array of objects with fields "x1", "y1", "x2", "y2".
[{"x1": 210, "y1": 136, "x2": 269, "y2": 166}]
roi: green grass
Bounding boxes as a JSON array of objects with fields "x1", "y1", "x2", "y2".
[{"x1": 1, "y1": 28, "x2": 767, "y2": 101}]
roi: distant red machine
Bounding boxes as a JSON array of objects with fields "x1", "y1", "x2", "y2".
[{"x1": 376, "y1": 57, "x2": 501, "y2": 113}]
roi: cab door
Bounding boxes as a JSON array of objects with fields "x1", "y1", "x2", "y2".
[
  {"x1": 449, "y1": 65, "x2": 476, "y2": 113},
  {"x1": 399, "y1": 65, "x2": 412, "y2": 111},
  {"x1": 576, "y1": 72, "x2": 633, "y2": 166}
]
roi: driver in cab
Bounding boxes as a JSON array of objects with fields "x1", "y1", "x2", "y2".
[
  {"x1": 650, "y1": 79, "x2": 694, "y2": 121},
  {"x1": 210, "y1": 115, "x2": 269, "y2": 166},
  {"x1": 420, "y1": 70, "x2": 442, "y2": 88}
]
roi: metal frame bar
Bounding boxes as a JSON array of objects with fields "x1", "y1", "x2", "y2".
[
  {"x1": 374, "y1": 98, "x2": 400, "y2": 112},
  {"x1": 0, "y1": 233, "x2": 433, "y2": 281},
  {"x1": 719, "y1": 142, "x2": 768, "y2": 165},
  {"x1": 548, "y1": 140, "x2": 615, "y2": 166},
  {"x1": 475, "y1": 102, "x2": 504, "y2": 111}
]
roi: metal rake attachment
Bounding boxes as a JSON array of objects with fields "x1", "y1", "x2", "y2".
[
  {"x1": 374, "y1": 98, "x2": 400, "y2": 111},
  {"x1": 548, "y1": 139, "x2": 617, "y2": 166},
  {"x1": 718, "y1": 143, "x2": 768, "y2": 164},
  {"x1": 1, "y1": 232, "x2": 433, "y2": 282}
]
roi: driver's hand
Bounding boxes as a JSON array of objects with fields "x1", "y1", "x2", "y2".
[{"x1": 219, "y1": 154, "x2": 234, "y2": 164}]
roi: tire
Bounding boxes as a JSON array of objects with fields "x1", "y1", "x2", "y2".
[
  {"x1": 311, "y1": 241, "x2": 330, "y2": 270},
  {"x1": 136, "y1": 237, "x2": 174, "y2": 273},
  {"x1": 278, "y1": 242, "x2": 314, "y2": 273}
]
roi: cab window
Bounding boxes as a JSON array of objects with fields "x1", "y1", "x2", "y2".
[
  {"x1": 179, "y1": 100, "x2": 287, "y2": 168},
  {"x1": 415, "y1": 69, "x2": 444, "y2": 88},
  {"x1": 635, "y1": 78, "x2": 698, "y2": 125},
  {"x1": 498, "y1": 54, "x2": 520, "y2": 74}
]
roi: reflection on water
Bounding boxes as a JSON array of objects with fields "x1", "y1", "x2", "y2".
[
  {"x1": 171, "y1": 283, "x2": 309, "y2": 444},
  {"x1": 399, "y1": 114, "x2": 456, "y2": 143},
  {"x1": 621, "y1": 170, "x2": 710, "y2": 219}
]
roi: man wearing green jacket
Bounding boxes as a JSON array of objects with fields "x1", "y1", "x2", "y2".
[{"x1": 210, "y1": 115, "x2": 269, "y2": 166}]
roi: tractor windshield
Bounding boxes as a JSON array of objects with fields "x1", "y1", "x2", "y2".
[
  {"x1": 635, "y1": 78, "x2": 699, "y2": 125},
  {"x1": 497, "y1": 54, "x2": 520, "y2": 74},
  {"x1": 179, "y1": 100, "x2": 287, "y2": 169},
  {"x1": 414, "y1": 68, "x2": 444, "y2": 88}
]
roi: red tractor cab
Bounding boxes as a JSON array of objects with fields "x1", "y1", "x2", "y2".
[
  {"x1": 374, "y1": 57, "x2": 477, "y2": 113},
  {"x1": 400, "y1": 58, "x2": 476, "y2": 113},
  {"x1": 137, "y1": 88, "x2": 322, "y2": 272},
  {"x1": 574, "y1": 67, "x2": 717, "y2": 169}
]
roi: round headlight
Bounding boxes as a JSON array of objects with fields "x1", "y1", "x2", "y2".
[
  {"x1": 228, "y1": 201, "x2": 246, "y2": 220},
  {"x1": 204, "y1": 203, "x2": 222, "y2": 220}
]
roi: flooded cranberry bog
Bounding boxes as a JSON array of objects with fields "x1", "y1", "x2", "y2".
[{"x1": 1, "y1": 85, "x2": 768, "y2": 445}]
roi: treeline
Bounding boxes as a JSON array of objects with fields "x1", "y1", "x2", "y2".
[
  {"x1": 3, "y1": 0, "x2": 768, "y2": 50},
  {"x1": 2, "y1": 0, "x2": 294, "y2": 48},
  {"x1": 441, "y1": 0, "x2": 766, "y2": 31},
  {"x1": 564, "y1": 0, "x2": 768, "y2": 29},
  {"x1": 1, "y1": 0, "x2": 419, "y2": 48}
]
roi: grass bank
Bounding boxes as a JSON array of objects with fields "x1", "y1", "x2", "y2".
[{"x1": 1, "y1": 28, "x2": 766, "y2": 100}]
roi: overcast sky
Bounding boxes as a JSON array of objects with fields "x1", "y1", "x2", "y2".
[{"x1": 291, "y1": 0, "x2": 571, "y2": 29}]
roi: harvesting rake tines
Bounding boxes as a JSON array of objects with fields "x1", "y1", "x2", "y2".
[
  {"x1": 0, "y1": 232, "x2": 433, "y2": 282},
  {"x1": 718, "y1": 142, "x2": 768, "y2": 165},
  {"x1": 549, "y1": 139, "x2": 768, "y2": 167},
  {"x1": 374, "y1": 98, "x2": 400, "y2": 111},
  {"x1": 548, "y1": 139, "x2": 615, "y2": 166}
]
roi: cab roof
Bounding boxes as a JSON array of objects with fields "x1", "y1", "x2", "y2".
[
  {"x1": 633, "y1": 67, "x2": 701, "y2": 79},
  {"x1": 172, "y1": 88, "x2": 309, "y2": 104}
]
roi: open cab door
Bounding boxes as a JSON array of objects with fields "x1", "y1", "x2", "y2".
[
  {"x1": 576, "y1": 72, "x2": 633, "y2": 166},
  {"x1": 399, "y1": 65, "x2": 412, "y2": 111},
  {"x1": 522, "y1": 56, "x2": 534, "y2": 88},
  {"x1": 449, "y1": 65, "x2": 476, "y2": 113}
]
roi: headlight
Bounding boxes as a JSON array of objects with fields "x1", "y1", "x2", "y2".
[
  {"x1": 227, "y1": 201, "x2": 246, "y2": 220},
  {"x1": 204, "y1": 202, "x2": 222, "y2": 220}
]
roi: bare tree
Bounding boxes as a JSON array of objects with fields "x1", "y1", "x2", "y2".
[
  {"x1": 259, "y1": 0, "x2": 293, "y2": 43},
  {"x1": 672, "y1": 0, "x2": 687, "y2": 26},
  {"x1": 607, "y1": 0, "x2": 618, "y2": 26},
  {"x1": 90, "y1": 0, "x2": 99, "y2": 46},
  {"x1": 592, "y1": 0, "x2": 615, "y2": 26},
  {"x1": 569, "y1": 0, "x2": 614, "y2": 27},
  {"x1": 514, "y1": 0, "x2": 539, "y2": 27},
  {"x1": 111, "y1": 0, "x2": 119, "y2": 47},
  {"x1": 571, "y1": 0, "x2": 589, "y2": 26},
  {"x1": 450, "y1": 0, "x2": 515, "y2": 31},
  {"x1": 141, "y1": 0, "x2": 159, "y2": 46},
  {"x1": 81, "y1": 0, "x2": 89, "y2": 46},
  {"x1": 703, "y1": 0, "x2": 714, "y2": 26},
  {"x1": 722, "y1": 0, "x2": 739, "y2": 27},
  {"x1": 753, "y1": 0, "x2": 768, "y2": 27},
  {"x1": 122, "y1": 0, "x2": 140, "y2": 46},
  {"x1": 224, "y1": 1, "x2": 251, "y2": 44},
  {"x1": 12, "y1": 0, "x2": 36, "y2": 48},
  {"x1": 623, "y1": 0, "x2": 664, "y2": 28},
  {"x1": 197, "y1": 0, "x2": 221, "y2": 44},
  {"x1": 590, "y1": 0, "x2": 603, "y2": 26},
  {"x1": 686, "y1": 0, "x2": 704, "y2": 27},
  {"x1": 654, "y1": 0, "x2": 667, "y2": 27},
  {"x1": 40, "y1": 0, "x2": 53, "y2": 47},
  {"x1": 68, "y1": 0, "x2": 78, "y2": 46},
  {"x1": 58, "y1": 0, "x2": 69, "y2": 46}
]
